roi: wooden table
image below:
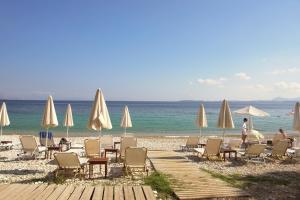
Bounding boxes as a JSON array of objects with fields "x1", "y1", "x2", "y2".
[
  {"x1": 104, "y1": 148, "x2": 118, "y2": 161},
  {"x1": 221, "y1": 148, "x2": 237, "y2": 161},
  {"x1": 46, "y1": 146, "x2": 61, "y2": 159},
  {"x1": 88, "y1": 157, "x2": 108, "y2": 179}
]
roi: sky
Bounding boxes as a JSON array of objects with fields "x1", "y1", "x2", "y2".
[{"x1": 0, "y1": 0, "x2": 300, "y2": 101}]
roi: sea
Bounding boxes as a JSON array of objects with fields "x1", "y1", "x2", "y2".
[{"x1": 0, "y1": 100, "x2": 297, "y2": 137}]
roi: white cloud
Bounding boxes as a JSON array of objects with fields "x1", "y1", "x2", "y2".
[
  {"x1": 245, "y1": 84, "x2": 273, "y2": 91},
  {"x1": 235, "y1": 72, "x2": 251, "y2": 80},
  {"x1": 272, "y1": 67, "x2": 300, "y2": 75},
  {"x1": 275, "y1": 81, "x2": 300, "y2": 90},
  {"x1": 197, "y1": 77, "x2": 227, "y2": 87}
]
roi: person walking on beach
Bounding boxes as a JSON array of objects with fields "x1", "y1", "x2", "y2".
[{"x1": 241, "y1": 118, "x2": 248, "y2": 144}]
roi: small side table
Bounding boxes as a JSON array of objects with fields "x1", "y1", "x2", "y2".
[
  {"x1": 47, "y1": 146, "x2": 61, "y2": 159},
  {"x1": 88, "y1": 157, "x2": 108, "y2": 179},
  {"x1": 104, "y1": 148, "x2": 118, "y2": 161},
  {"x1": 221, "y1": 149, "x2": 237, "y2": 161}
]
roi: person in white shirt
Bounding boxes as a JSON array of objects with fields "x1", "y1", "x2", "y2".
[{"x1": 241, "y1": 118, "x2": 248, "y2": 144}]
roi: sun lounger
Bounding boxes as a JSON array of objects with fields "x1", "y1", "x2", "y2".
[
  {"x1": 84, "y1": 139, "x2": 101, "y2": 158},
  {"x1": 19, "y1": 135, "x2": 47, "y2": 159},
  {"x1": 0, "y1": 141, "x2": 13, "y2": 150},
  {"x1": 54, "y1": 152, "x2": 88, "y2": 179},
  {"x1": 124, "y1": 147, "x2": 148, "y2": 176},
  {"x1": 239, "y1": 144, "x2": 266, "y2": 162},
  {"x1": 39, "y1": 131, "x2": 55, "y2": 147},
  {"x1": 228, "y1": 139, "x2": 242, "y2": 150},
  {"x1": 266, "y1": 139, "x2": 289, "y2": 159},
  {"x1": 181, "y1": 136, "x2": 199, "y2": 151},
  {"x1": 101, "y1": 135, "x2": 113, "y2": 149},
  {"x1": 120, "y1": 137, "x2": 137, "y2": 161},
  {"x1": 194, "y1": 138, "x2": 222, "y2": 160}
]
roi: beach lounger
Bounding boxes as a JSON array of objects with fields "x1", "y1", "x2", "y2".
[
  {"x1": 101, "y1": 135, "x2": 113, "y2": 149},
  {"x1": 228, "y1": 139, "x2": 242, "y2": 150},
  {"x1": 194, "y1": 138, "x2": 222, "y2": 160},
  {"x1": 239, "y1": 144, "x2": 266, "y2": 162},
  {"x1": 120, "y1": 137, "x2": 137, "y2": 161},
  {"x1": 0, "y1": 141, "x2": 13, "y2": 150},
  {"x1": 124, "y1": 147, "x2": 148, "y2": 176},
  {"x1": 54, "y1": 152, "x2": 88, "y2": 179},
  {"x1": 84, "y1": 139, "x2": 101, "y2": 158},
  {"x1": 181, "y1": 136, "x2": 199, "y2": 151},
  {"x1": 39, "y1": 131, "x2": 55, "y2": 147},
  {"x1": 266, "y1": 140, "x2": 289, "y2": 159},
  {"x1": 19, "y1": 135, "x2": 47, "y2": 159}
]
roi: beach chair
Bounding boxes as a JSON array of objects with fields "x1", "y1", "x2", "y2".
[
  {"x1": 54, "y1": 152, "x2": 87, "y2": 179},
  {"x1": 124, "y1": 147, "x2": 148, "y2": 176},
  {"x1": 101, "y1": 135, "x2": 113, "y2": 149},
  {"x1": 267, "y1": 140, "x2": 289, "y2": 159},
  {"x1": 272, "y1": 134, "x2": 284, "y2": 146},
  {"x1": 19, "y1": 135, "x2": 47, "y2": 159},
  {"x1": 120, "y1": 137, "x2": 137, "y2": 161},
  {"x1": 194, "y1": 138, "x2": 222, "y2": 160},
  {"x1": 181, "y1": 136, "x2": 199, "y2": 151},
  {"x1": 39, "y1": 131, "x2": 55, "y2": 147},
  {"x1": 84, "y1": 139, "x2": 101, "y2": 158},
  {"x1": 239, "y1": 144, "x2": 266, "y2": 162},
  {"x1": 228, "y1": 139, "x2": 242, "y2": 150}
]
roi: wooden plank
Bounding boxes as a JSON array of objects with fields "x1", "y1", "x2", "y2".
[
  {"x1": 114, "y1": 186, "x2": 124, "y2": 200},
  {"x1": 46, "y1": 185, "x2": 67, "y2": 200},
  {"x1": 56, "y1": 185, "x2": 75, "y2": 200},
  {"x1": 0, "y1": 184, "x2": 10, "y2": 193},
  {"x1": 79, "y1": 185, "x2": 94, "y2": 200},
  {"x1": 23, "y1": 184, "x2": 48, "y2": 200},
  {"x1": 33, "y1": 184, "x2": 57, "y2": 200},
  {"x1": 133, "y1": 186, "x2": 146, "y2": 200},
  {"x1": 68, "y1": 185, "x2": 85, "y2": 200},
  {"x1": 2, "y1": 184, "x2": 28, "y2": 200},
  {"x1": 9, "y1": 184, "x2": 39, "y2": 200},
  {"x1": 103, "y1": 186, "x2": 113, "y2": 200},
  {"x1": 0, "y1": 184, "x2": 22, "y2": 199},
  {"x1": 142, "y1": 186, "x2": 155, "y2": 200},
  {"x1": 123, "y1": 186, "x2": 134, "y2": 200},
  {"x1": 92, "y1": 186, "x2": 104, "y2": 200}
]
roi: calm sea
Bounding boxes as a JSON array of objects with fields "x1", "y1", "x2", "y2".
[{"x1": 0, "y1": 100, "x2": 296, "y2": 137}]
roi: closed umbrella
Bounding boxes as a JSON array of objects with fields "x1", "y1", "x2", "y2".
[
  {"x1": 196, "y1": 104, "x2": 207, "y2": 138},
  {"x1": 64, "y1": 104, "x2": 74, "y2": 139},
  {"x1": 217, "y1": 100, "x2": 235, "y2": 140},
  {"x1": 234, "y1": 105, "x2": 269, "y2": 141},
  {"x1": 120, "y1": 105, "x2": 132, "y2": 135},
  {"x1": 0, "y1": 102, "x2": 10, "y2": 137},
  {"x1": 293, "y1": 102, "x2": 300, "y2": 132},
  {"x1": 41, "y1": 96, "x2": 58, "y2": 147},
  {"x1": 87, "y1": 89, "x2": 112, "y2": 137}
]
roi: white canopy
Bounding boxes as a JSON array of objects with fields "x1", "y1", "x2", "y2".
[
  {"x1": 120, "y1": 105, "x2": 132, "y2": 134},
  {"x1": 234, "y1": 105, "x2": 269, "y2": 117},
  {"x1": 64, "y1": 104, "x2": 74, "y2": 138}
]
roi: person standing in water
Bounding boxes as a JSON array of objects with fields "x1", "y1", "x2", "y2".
[{"x1": 241, "y1": 118, "x2": 248, "y2": 144}]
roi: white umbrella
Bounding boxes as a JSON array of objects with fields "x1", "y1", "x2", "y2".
[
  {"x1": 196, "y1": 104, "x2": 207, "y2": 138},
  {"x1": 217, "y1": 100, "x2": 235, "y2": 140},
  {"x1": 120, "y1": 105, "x2": 132, "y2": 135},
  {"x1": 87, "y1": 89, "x2": 112, "y2": 137},
  {"x1": 293, "y1": 102, "x2": 300, "y2": 147},
  {"x1": 41, "y1": 96, "x2": 58, "y2": 147},
  {"x1": 0, "y1": 102, "x2": 10, "y2": 137},
  {"x1": 64, "y1": 104, "x2": 74, "y2": 139},
  {"x1": 234, "y1": 105, "x2": 269, "y2": 141}
]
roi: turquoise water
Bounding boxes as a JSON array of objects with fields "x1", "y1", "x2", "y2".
[{"x1": 0, "y1": 100, "x2": 296, "y2": 136}]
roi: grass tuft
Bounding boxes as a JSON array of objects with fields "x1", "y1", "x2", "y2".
[{"x1": 144, "y1": 172, "x2": 173, "y2": 198}]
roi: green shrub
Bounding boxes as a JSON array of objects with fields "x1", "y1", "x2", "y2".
[{"x1": 144, "y1": 172, "x2": 173, "y2": 197}]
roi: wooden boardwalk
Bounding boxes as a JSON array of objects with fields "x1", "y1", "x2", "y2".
[
  {"x1": 0, "y1": 184, "x2": 156, "y2": 200},
  {"x1": 148, "y1": 151, "x2": 251, "y2": 200}
]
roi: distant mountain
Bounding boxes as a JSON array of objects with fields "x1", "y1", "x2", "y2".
[{"x1": 272, "y1": 97, "x2": 300, "y2": 101}]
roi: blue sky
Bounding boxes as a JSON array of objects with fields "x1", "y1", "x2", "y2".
[{"x1": 0, "y1": 0, "x2": 300, "y2": 101}]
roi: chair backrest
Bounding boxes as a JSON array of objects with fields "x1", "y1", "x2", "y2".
[
  {"x1": 120, "y1": 137, "x2": 137, "y2": 159},
  {"x1": 84, "y1": 139, "x2": 101, "y2": 158},
  {"x1": 54, "y1": 152, "x2": 81, "y2": 169},
  {"x1": 272, "y1": 134, "x2": 284, "y2": 146},
  {"x1": 228, "y1": 139, "x2": 242, "y2": 149},
  {"x1": 272, "y1": 140, "x2": 289, "y2": 157},
  {"x1": 101, "y1": 135, "x2": 113, "y2": 148},
  {"x1": 39, "y1": 131, "x2": 55, "y2": 146},
  {"x1": 186, "y1": 136, "x2": 199, "y2": 147},
  {"x1": 205, "y1": 138, "x2": 222, "y2": 155},
  {"x1": 20, "y1": 135, "x2": 38, "y2": 153},
  {"x1": 246, "y1": 144, "x2": 266, "y2": 156},
  {"x1": 125, "y1": 147, "x2": 147, "y2": 167}
]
